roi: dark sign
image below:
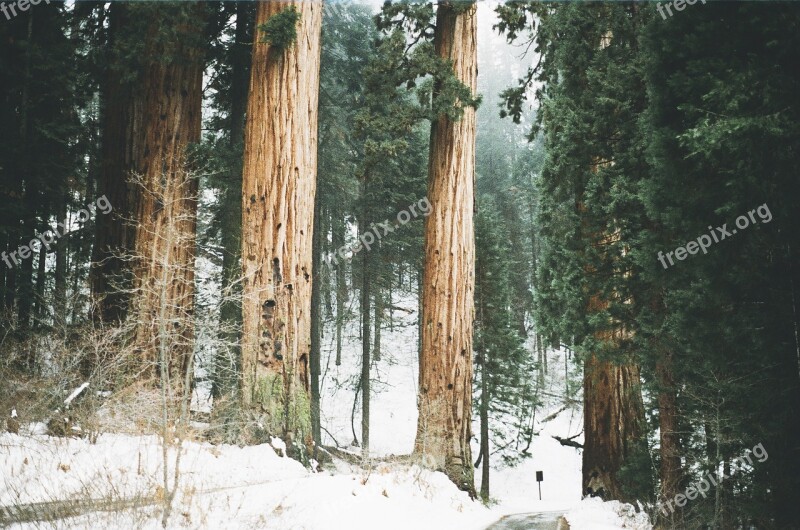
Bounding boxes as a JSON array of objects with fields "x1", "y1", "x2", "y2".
[{"x1": 536, "y1": 471, "x2": 544, "y2": 482}]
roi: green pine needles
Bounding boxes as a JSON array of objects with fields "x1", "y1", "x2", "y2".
[{"x1": 258, "y1": 6, "x2": 301, "y2": 50}]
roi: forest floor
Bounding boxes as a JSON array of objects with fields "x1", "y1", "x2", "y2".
[
  {"x1": 0, "y1": 292, "x2": 650, "y2": 529},
  {"x1": 0, "y1": 425, "x2": 650, "y2": 530}
]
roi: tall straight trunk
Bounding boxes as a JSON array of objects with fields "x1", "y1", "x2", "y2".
[
  {"x1": 536, "y1": 335, "x2": 545, "y2": 388},
  {"x1": 34, "y1": 239, "x2": 46, "y2": 322},
  {"x1": 477, "y1": 258, "x2": 490, "y2": 502},
  {"x1": 479, "y1": 358, "x2": 490, "y2": 502},
  {"x1": 359, "y1": 175, "x2": 372, "y2": 457},
  {"x1": 16, "y1": 13, "x2": 34, "y2": 338},
  {"x1": 240, "y1": 1, "x2": 322, "y2": 447},
  {"x1": 17, "y1": 198, "x2": 35, "y2": 334},
  {"x1": 414, "y1": 2, "x2": 478, "y2": 496},
  {"x1": 53, "y1": 195, "x2": 68, "y2": 329},
  {"x1": 90, "y1": 2, "x2": 138, "y2": 324},
  {"x1": 3, "y1": 236, "x2": 17, "y2": 312},
  {"x1": 373, "y1": 289, "x2": 382, "y2": 362},
  {"x1": 333, "y1": 218, "x2": 345, "y2": 366},
  {"x1": 310, "y1": 184, "x2": 323, "y2": 451},
  {"x1": 417, "y1": 266, "x2": 423, "y2": 357},
  {"x1": 656, "y1": 349, "x2": 682, "y2": 522},
  {"x1": 128, "y1": 4, "x2": 205, "y2": 379},
  {"x1": 213, "y1": 1, "x2": 253, "y2": 399},
  {"x1": 360, "y1": 221, "x2": 371, "y2": 458}
]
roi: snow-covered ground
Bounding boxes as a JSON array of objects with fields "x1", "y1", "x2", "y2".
[
  {"x1": 0, "y1": 428, "x2": 498, "y2": 529},
  {"x1": 0, "y1": 288, "x2": 650, "y2": 529}
]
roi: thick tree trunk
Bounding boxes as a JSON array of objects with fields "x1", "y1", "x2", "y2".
[
  {"x1": 414, "y1": 2, "x2": 478, "y2": 496},
  {"x1": 240, "y1": 1, "x2": 322, "y2": 448},
  {"x1": 128, "y1": 5, "x2": 205, "y2": 380},
  {"x1": 582, "y1": 348, "x2": 644, "y2": 501},
  {"x1": 581, "y1": 155, "x2": 646, "y2": 502}
]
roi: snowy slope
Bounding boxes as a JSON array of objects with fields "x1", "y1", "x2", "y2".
[
  {"x1": 0, "y1": 280, "x2": 648, "y2": 529},
  {"x1": 0, "y1": 430, "x2": 498, "y2": 530}
]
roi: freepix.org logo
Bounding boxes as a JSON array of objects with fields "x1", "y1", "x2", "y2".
[
  {"x1": 658, "y1": 442, "x2": 768, "y2": 516},
  {"x1": 1, "y1": 0, "x2": 50, "y2": 21},
  {"x1": 657, "y1": 203, "x2": 772, "y2": 270},
  {"x1": 2, "y1": 195, "x2": 113, "y2": 269}
]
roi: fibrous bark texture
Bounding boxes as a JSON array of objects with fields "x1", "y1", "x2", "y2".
[
  {"x1": 414, "y1": 2, "x2": 478, "y2": 496},
  {"x1": 240, "y1": 1, "x2": 322, "y2": 446},
  {"x1": 128, "y1": 6, "x2": 204, "y2": 381}
]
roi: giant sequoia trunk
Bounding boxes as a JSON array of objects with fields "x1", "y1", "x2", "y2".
[
  {"x1": 414, "y1": 2, "x2": 478, "y2": 495},
  {"x1": 583, "y1": 289, "x2": 645, "y2": 501},
  {"x1": 240, "y1": 1, "x2": 322, "y2": 447},
  {"x1": 583, "y1": 352, "x2": 644, "y2": 501},
  {"x1": 128, "y1": 6, "x2": 204, "y2": 380}
]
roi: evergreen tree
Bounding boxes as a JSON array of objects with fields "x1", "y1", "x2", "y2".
[
  {"x1": 474, "y1": 196, "x2": 537, "y2": 502},
  {"x1": 640, "y1": 2, "x2": 800, "y2": 525},
  {"x1": 497, "y1": 1, "x2": 652, "y2": 503}
]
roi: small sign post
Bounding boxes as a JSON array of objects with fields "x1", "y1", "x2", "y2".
[{"x1": 536, "y1": 471, "x2": 544, "y2": 500}]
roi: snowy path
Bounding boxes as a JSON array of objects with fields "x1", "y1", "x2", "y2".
[{"x1": 485, "y1": 511, "x2": 566, "y2": 530}]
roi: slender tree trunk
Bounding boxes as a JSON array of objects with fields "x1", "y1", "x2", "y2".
[
  {"x1": 359, "y1": 173, "x2": 372, "y2": 457},
  {"x1": 373, "y1": 289, "x2": 382, "y2": 362},
  {"x1": 475, "y1": 238, "x2": 490, "y2": 502},
  {"x1": 656, "y1": 349, "x2": 682, "y2": 525},
  {"x1": 3, "y1": 236, "x2": 17, "y2": 312},
  {"x1": 414, "y1": 2, "x2": 478, "y2": 496},
  {"x1": 54, "y1": 195, "x2": 68, "y2": 329},
  {"x1": 536, "y1": 335, "x2": 545, "y2": 388},
  {"x1": 17, "y1": 13, "x2": 34, "y2": 340},
  {"x1": 34, "y1": 239, "x2": 46, "y2": 323},
  {"x1": 310, "y1": 182, "x2": 323, "y2": 452},
  {"x1": 333, "y1": 217, "x2": 345, "y2": 367},
  {"x1": 90, "y1": 2, "x2": 138, "y2": 324},
  {"x1": 719, "y1": 459, "x2": 732, "y2": 530},
  {"x1": 240, "y1": 1, "x2": 322, "y2": 449},
  {"x1": 360, "y1": 220, "x2": 371, "y2": 458},
  {"x1": 417, "y1": 266, "x2": 423, "y2": 357},
  {"x1": 213, "y1": 1, "x2": 253, "y2": 399},
  {"x1": 388, "y1": 279, "x2": 394, "y2": 332},
  {"x1": 479, "y1": 359, "x2": 490, "y2": 502}
]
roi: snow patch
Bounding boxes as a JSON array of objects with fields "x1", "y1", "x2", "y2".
[{"x1": 565, "y1": 497, "x2": 652, "y2": 530}]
